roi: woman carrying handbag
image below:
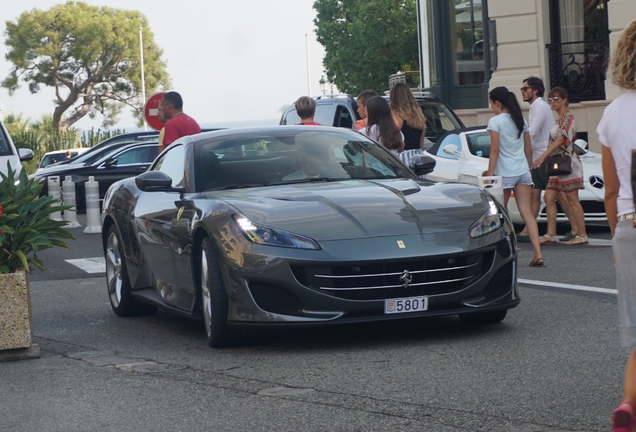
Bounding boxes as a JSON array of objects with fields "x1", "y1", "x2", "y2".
[{"x1": 532, "y1": 86, "x2": 588, "y2": 245}]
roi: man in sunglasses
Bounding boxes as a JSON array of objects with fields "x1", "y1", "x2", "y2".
[{"x1": 517, "y1": 77, "x2": 576, "y2": 242}]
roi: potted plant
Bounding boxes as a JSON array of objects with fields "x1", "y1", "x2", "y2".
[{"x1": 0, "y1": 163, "x2": 74, "y2": 360}]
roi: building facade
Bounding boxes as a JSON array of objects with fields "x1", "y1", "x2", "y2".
[{"x1": 418, "y1": 0, "x2": 635, "y2": 151}]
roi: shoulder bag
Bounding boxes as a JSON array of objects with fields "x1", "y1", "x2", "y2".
[{"x1": 545, "y1": 149, "x2": 572, "y2": 176}]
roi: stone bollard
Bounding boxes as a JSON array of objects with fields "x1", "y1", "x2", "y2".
[
  {"x1": 83, "y1": 176, "x2": 101, "y2": 234},
  {"x1": 47, "y1": 176, "x2": 63, "y2": 221},
  {"x1": 62, "y1": 176, "x2": 81, "y2": 229}
]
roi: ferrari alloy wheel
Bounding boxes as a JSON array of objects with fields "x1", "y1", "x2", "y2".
[
  {"x1": 459, "y1": 310, "x2": 507, "y2": 325},
  {"x1": 105, "y1": 225, "x2": 156, "y2": 317},
  {"x1": 200, "y1": 237, "x2": 232, "y2": 348}
]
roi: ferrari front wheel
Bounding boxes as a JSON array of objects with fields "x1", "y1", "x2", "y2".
[{"x1": 200, "y1": 237, "x2": 232, "y2": 348}]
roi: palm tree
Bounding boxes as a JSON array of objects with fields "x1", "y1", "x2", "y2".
[{"x1": 3, "y1": 112, "x2": 31, "y2": 136}]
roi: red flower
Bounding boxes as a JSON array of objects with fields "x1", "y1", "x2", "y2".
[{"x1": 0, "y1": 204, "x2": 3, "y2": 217}]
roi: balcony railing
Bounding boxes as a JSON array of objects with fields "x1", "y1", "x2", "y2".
[
  {"x1": 389, "y1": 71, "x2": 421, "y2": 89},
  {"x1": 546, "y1": 39, "x2": 609, "y2": 102}
]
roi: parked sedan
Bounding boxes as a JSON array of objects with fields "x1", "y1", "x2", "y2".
[
  {"x1": 35, "y1": 148, "x2": 90, "y2": 173},
  {"x1": 424, "y1": 127, "x2": 606, "y2": 224},
  {"x1": 101, "y1": 126, "x2": 519, "y2": 348},
  {"x1": 31, "y1": 141, "x2": 159, "y2": 212}
]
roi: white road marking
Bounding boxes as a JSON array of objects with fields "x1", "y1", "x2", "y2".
[
  {"x1": 66, "y1": 258, "x2": 106, "y2": 273},
  {"x1": 519, "y1": 278, "x2": 617, "y2": 295}
]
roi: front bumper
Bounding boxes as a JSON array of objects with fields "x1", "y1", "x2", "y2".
[{"x1": 219, "y1": 230, "x2": 519, "y2": 326}]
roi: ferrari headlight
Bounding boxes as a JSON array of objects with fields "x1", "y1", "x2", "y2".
[
  {"x1": 469, "y1": 197, "x2": 502, "y2": 238},
  {"x1": 233, "y1": 215, "x2": 320, "y2": 250}
]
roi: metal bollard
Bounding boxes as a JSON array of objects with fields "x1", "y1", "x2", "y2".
[
  {"x1": 62, "y1": 176, "x2": 81, "y2": 229},
  {"x1": 47, "y1": 176, "x2": 62, "y2": 220},
  {"x1": 83, "y1": 176, "x2": 102, "y2": 234}
]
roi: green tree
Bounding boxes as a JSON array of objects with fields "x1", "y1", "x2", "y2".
[
  {"x1": 313, "y1": 0, "x2": 419, "y2": 95},
  {"x1": 2, "y1": 1, "x2": 171, "y2": 132}
]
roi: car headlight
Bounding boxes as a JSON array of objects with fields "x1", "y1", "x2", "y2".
[
  {"x1": 469, "y1": 196, "x2": 502, "y2": 238},
  {"x1": 233, "y1": 215, "x2": 321, "y2": 250}
]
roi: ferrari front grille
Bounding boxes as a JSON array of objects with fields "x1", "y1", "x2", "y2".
[{"x1": 291, "y1": 250, "x2": 494, "y2": 300}]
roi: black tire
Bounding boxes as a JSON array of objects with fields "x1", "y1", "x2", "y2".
[
  {"x1": 200, "y1": 237, "x2": 233, "y2": 348},
  {"x1": 105, "y1": 225, "x2": 157, "y2": 317},
  {"x1": 459, "y1": 310, "x2": 507, "y2": 325}
]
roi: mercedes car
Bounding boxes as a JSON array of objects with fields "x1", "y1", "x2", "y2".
[
  {"x1": 424, "y1": 127, "x2": 606, "y2": 224},
  {"x1": 102, "y1": 126, "x2": 519, "y2": 347}
]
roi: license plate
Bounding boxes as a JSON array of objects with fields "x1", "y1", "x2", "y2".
[{"x1": 384, "y1": 296, "x2": 428, "y2": 314}]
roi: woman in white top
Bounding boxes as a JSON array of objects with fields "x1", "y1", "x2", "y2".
[
  {"x1": 360, "y1": 96, "x2": 404, "y2": 156},
  {"x1": 485, "y1": 86, "x2": 542, "y2": 267},
  {"x1": 598, "y1": 20, "x2": 636, "y2": 432}
]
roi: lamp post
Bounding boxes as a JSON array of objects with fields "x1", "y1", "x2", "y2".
[{"x1": 319, "y1": 75, "x2": 327, "y2": 94}]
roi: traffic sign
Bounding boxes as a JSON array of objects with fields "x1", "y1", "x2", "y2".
[{"x1": 143, "y1": 92, "x2": 165, "y2": 131}]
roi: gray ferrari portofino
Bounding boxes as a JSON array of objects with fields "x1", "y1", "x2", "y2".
[{"x1": 102, "y1": 126, "x2": 519, "y2": 347}]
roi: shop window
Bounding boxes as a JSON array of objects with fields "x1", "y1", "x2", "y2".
[{"x1": 452, "y1": 0, "x2": 485, "y2": 86}]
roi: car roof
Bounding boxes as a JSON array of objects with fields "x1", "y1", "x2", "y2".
[
  {"x1": 43, "y1": 148, "x2": 90, "y2": 156},
  {"x1": 192, "y1": 125, "x2": 361, "y2": 141}
]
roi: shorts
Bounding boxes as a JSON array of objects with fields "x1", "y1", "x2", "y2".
[
  {"x1": 502, "y1": 172, "x2": 533, "y2": 189},
  {"x1": 531, "y1": 162, "x2": 549, "y2": 190}
]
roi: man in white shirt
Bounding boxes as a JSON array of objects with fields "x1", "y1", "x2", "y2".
[{"x1": 517, "y1": 77, "x2": 577, "y2": 242}]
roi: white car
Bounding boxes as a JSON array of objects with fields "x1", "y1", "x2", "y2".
[
  {"x1": 35, "y1": 148, "x2": 90, "y2": 173},
  {"x1": 0, "y1": 120, "x2": 34, "y2": 180},
  {"x1": 423, "y1": 127, "x2": 606, "y2": 224}
]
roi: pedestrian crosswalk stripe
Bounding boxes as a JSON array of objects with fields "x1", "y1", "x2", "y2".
[{"x1": 66, "y1": 258, "x2": 105, "y2": 273}]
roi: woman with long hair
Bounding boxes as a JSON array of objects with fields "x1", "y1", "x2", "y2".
[
  {"x1": 390, "y1": 83, "x2": 427, "y2": 166},
  {"x1": 532, "y1": 86, "x2": 588, "y2": 245},
  {"x1": 597, "y1": 20, "x2": 636, "y2": 432},
  {"x1": 360, "y1": 96, "x2": 404, "y2": 155},
  {"x1": 485, "y1": 86, "x2": 543, "y2": 266}
]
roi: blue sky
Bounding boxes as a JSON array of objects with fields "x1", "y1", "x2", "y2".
[{"x1": 1, "y1": 1, "x2": 328, "y2": 130}]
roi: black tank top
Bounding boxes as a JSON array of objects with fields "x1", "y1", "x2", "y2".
[{"x1": 401, "y1": 120, "x2": 424, "y2": 151}]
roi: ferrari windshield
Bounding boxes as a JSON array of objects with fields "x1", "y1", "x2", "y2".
[{"x1": 195, "y1": 129, "x2": 413, "y2": 191}]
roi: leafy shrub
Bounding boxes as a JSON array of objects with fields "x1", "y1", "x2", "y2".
[{"x1": 0, "y1": 162, "x2": 75, "y2": 274}]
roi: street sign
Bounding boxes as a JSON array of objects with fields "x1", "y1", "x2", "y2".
[{"x1": 143, "y1": 92, "x2": 165, "y2": 131}]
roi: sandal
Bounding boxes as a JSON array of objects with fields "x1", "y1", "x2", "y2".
[
  {"x1": 564, "y1": 235, "x2": 589, "y2": 246},
  {"x1": 559, "y1": 231, "x2": 578, "y2": 242},
  {"x1": 528, "y1": 257, "x2": 545, "y2": 267},
  {"x1": 539, "y1": 235, "x2": 558, "y2": 244},
  {"x1": 613, "y1": 400, "x2": 636, "y2": 432}
]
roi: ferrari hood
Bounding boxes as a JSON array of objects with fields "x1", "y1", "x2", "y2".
[{"x1": 215, "y1": 179, "x2": 492, "y2": 241}]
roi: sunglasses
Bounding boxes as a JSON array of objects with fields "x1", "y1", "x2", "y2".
[
  {"x1": 548, "y1": 97, "x2": 562, "y2": 102},
  {"x1": 520, "y1": 87, "x2": 532, "y2": 91}
]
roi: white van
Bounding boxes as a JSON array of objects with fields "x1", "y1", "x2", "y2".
[{"x1": 0, "y1": 120, "x2": 34, "y2": 180}]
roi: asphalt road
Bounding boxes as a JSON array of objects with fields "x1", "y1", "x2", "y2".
[{"x1": 2, "y1": 215, "x2": 623, "y2": 431}]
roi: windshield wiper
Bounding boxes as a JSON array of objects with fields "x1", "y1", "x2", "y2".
[
  {"x1": 223, "y1": 183, "x2": 265, "y2": 189},
  {"x1": 268, "y1": 177, "x2": 338, "y2": 185}
]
